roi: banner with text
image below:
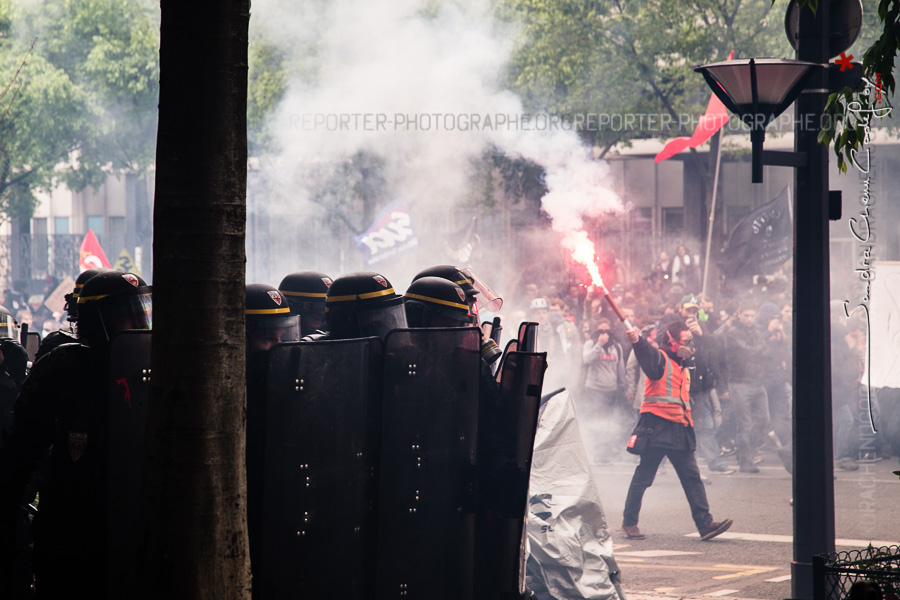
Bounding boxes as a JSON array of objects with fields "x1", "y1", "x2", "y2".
[{"x1": 355, "y1": 198, "x2": 418, "y2": 265}]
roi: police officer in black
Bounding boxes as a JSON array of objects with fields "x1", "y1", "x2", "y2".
[
  {"x1": 0, "y1": 271, "x2": 151, "y2": 598},
  {"x1": 322, "y1": 272, "x2": 407, "y2": 340},
  {"x1": 244, "y1": 283, "x2": 300, "y2": 600},
  {"x1": 278, "y1": 271, "x2": 332, "y2": 338},
  {"x1": 33, "y1": 268, "x2": 115, "y2": 364},
  {"x1": 0, "y1": 306, "x2": 27, "y2": 432}
]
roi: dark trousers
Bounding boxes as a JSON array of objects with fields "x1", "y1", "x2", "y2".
[{"x1": 623, "y1": 445, "x2": 712, "y2": 532}]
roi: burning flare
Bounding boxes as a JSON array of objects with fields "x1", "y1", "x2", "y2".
[{"x1": 566, "y1": 230, "x2": 633, "y2": 330}]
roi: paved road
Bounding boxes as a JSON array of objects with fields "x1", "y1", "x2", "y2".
[{"x1": 590, "y1": 450, "x2": 900, "y2": 600}]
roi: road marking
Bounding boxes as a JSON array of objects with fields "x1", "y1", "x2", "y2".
[
  {"x1": 704, "y1": 589, "x2": 740, "y2": 596},
  {"x1": 654, "y1": 587, "x2": 677, "y2": 593},
  {"x1": 765, "y1": 574, "x2": 792, "y2": 583},
  {"x1": 620, "y1": 563, "x2": 778, "y2": 580},
  {"x1": 683, "y1": 531, "x2": 900, "y2": 546},
  {"x1": 617, "y1": 550, "x2": 703, "y2": 558},
  {"x1": 712, "y1": 565, "x2": 779, "y2": 580}
]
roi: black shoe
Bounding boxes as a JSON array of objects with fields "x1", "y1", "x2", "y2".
[{"x1": 700, "y1": 518, "x2": 733, "y2": 541}]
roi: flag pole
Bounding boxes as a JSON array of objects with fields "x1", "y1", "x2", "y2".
[{"x1": 700, "y1": 130, "x2": 723, "y2": 299}]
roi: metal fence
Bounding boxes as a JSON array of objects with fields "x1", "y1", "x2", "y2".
[
  {"x1": 815, "y1": 546, "x2": 900, "y2": 600},
  {"x1": 0, "y1": 234, "x2": 82, "y2": 291}
]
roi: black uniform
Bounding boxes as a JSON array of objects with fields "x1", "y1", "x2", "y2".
[{"x1": 0, "y1": 343, "x2": 108, "y2": 596}]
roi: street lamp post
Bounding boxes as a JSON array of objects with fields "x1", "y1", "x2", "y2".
[
  {"x1": 695, "y1": 3, "x2": 838, "y2": 596},
  {"x1": 792, "y1": 2, "x2": 835, "y2": 598}
]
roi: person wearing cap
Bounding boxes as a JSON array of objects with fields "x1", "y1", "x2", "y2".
[
  {"x1": 581, "y1": 318, "x2": 627, "y2": 463},
  {"x1": 680, "y1": 295, "x2": 731, "y2": 475},
  {"x1": 622, "y1": 321, "x2": 733, "y2": 541}
]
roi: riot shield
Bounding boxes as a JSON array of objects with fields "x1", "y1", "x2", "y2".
[
  {"x1": 104, "y1": 329, "x2": 152, "y2": 599},
  {"x1": 260, "y1": 337, "x2": 383, "y2": 600},
  {"x1": 476, "y1": 350, "x2": 546, "y2": 600},
  {"x1": 24, "y1": 331, "x2": 40, "y2": 363},
  {"x1": 375, "y1": 327, "x2": 481, "y2": 600}
]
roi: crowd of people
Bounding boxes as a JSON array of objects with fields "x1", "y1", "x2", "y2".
[{"x1": 499, "y1": 245, "x2": 895, "y2": 479}]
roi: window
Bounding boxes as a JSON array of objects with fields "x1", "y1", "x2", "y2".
[
  {"x1": 662, "y1": 207, "x2": 684, "y2": 236},
  {"x1": 54, "y1": 217, "x2": 70, "y2": 235}
]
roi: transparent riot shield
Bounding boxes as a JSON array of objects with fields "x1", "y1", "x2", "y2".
[
  {"x1": 476, "y1": 350, "x2": 546, "y2": 600},
  {"x1": 24, "y1": 331, "x2": 40, "y2": 363},
  {"x1": 260, "y1": 337, "x2": 383, "y2": 600},
  {"x1": 375, "y1": 327, "x2": 481, "y2": 600},
  {"x1": 104, "y1": 329, "x2": 152, "y2": 599}
]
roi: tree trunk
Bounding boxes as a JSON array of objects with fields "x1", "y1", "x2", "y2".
[{"x1": 141, "y1": 1, "x2": 251, "y2": 598}]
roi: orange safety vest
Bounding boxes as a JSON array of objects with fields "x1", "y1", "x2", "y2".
[{"x1": 640, "y1": 349, "x2": 693, "y2": 427}]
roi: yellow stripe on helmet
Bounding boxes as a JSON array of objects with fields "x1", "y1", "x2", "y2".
[
  {"x1": 78, "y1": 293, "x2": 110, "y2": 304},
  {"x1": 246, "y1": 307, "x2": 292, "y2": 315},
  {"x1": 280, "y1": 290, "x2": 328, "y2": 298},
  {"x1": 405, "y1": 293, "x2": 468, "y2": 311},
  {"x1": 326, "y1": 288, "x2": 396, "y2": 303}
]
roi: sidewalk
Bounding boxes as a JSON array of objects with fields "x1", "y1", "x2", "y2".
[{"x1": 625, "y1": 591, "x2": 768, "y2": 600}]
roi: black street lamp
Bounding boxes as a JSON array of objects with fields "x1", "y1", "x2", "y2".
[
  {"x1": 695, "y1": 3, "x2": 848, "y2": 596},
  {"x1": 695, "y1": 58, "x2": 818, "y2": 182}
]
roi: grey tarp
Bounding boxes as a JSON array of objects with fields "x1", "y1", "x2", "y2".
[{"x1": 526, "y1": 389, "x2": 625, "y2": 600}]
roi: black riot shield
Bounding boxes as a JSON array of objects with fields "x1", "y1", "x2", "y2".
[
  {"x1": 261, "y1": 337, "x2": 383, "y2": 600},
  {"x1": 104, "y1": 329, "x2": 152, "y2": 599},
  {"x1": 375, "y1": 327, "x2": 481, "y2": 600},
  {"x1": 476, "y1": 350, "x2": 546, "y2": 600}
]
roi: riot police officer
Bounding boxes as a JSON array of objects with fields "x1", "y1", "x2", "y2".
[
  {"x1": 412, "y1": 264, "x2": 503, "y2": 325},
  {"x1": 404, "y1": 277, "x2": 474, "y2": 328},
  {"x1": 0, "y1": 306, "x2": 27, "y2": 432},
  {"x1": 0, "y1": 271, "x2": 151, "y2": 598},
  {"x1": 323, "y1": 272, "x2": 407, "y2": 340},
  {"x1": 33, "y1": 268, "x2": 115, "y2": 364},
  {"x1": 278, "y1": 271, "x2": 332, "y2": 337},
  {"x1": 244, "y1": 283, "x2": 299, "y2": 599}
]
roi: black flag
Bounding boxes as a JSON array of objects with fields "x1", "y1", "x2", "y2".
[{"x1": 719, "y1": 186, "x2": 793, "y2": 278}]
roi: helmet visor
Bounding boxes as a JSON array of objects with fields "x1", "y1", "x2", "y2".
[
  {"x1": 357, "y1": 302, "x2": 408, "y2": 340},
  {"x1": 461, "y1": 268, "x2": 502, "y2": 312},
  {"x1": 0, "y1": 315, "x2": 18, "y2": 339},
  {"x1": 102, "y1": 292, "x2": 153, "y2": 338},
  {"x1": 247, "y1": 314, "x2": 301, "y2": 352}
]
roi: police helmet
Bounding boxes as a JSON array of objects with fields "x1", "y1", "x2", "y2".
[
  {"x1": 77, "y1": 272, "x2": 152, "y2": 343},
  {"x1": 0, "y1": 305, "x2": 19, "y2": 340},
  {"x1": 404, "y1": 277, "x2": 473, "y2": 328},
  {"x1": 278, "y1": 271, "x2": 332, "y2": 336},
  {"x1": 245, "y1": 284, "x2": 300, "y2": 353},
  {"x1": 65, "y1": 268, "x2": 115, "y2": 321},
  {"x1": 412, "y1": 265, "x2": 502, "y2": 317},
  {"x1": 325, "y1": 272, "x2": 407, "y2": 340}
]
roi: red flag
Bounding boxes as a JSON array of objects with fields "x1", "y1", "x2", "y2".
[
  {"x1": 655, "y1": 51, "x2": 734, "y2": 163},
  {"x1": 79, "y1": 229, "x2": 112, "y2": 271}
]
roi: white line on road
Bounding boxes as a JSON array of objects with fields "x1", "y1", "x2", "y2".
[
  {"x1": 765, "y1": 575, "x2": 792, "y2": 583},
  {"x1": 703, "y1": 589, "x2": 740, "y2": 596},
  {"x1": 617, "y1": 550, "x2": 704, "y2": 558},
  {"x1": 683, "y1": 531, "x2": 899, "y2": 546}
]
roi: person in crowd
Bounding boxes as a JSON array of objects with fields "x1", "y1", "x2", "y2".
[
  {"x1": 671, "y1": 244, "x2": 699, "y2": 290},
  {"x1": 581, "y1": 318, "x2": 627, "y2": 463},
  {"x1": 621, "y1": 321, "x2": 733, "y2": 541},
  {"x1": 529, "y1": 297, "x2": 570, "y2": 392},
  {"x1": 680, "y1": 295, "x2": 731, "y2": 475},
  {"x1": 756, "y1": 302, "x2": 792, "y2": 453},
  {"x1": 830, "y1": 320, "x2": 861, "y2": 471},
  {"x1": 716, "y1": 299, "x2": 770, "y2": 473},
  {"x1": 0, "y1": 272, "x2": 151, "y2": 596},
  {"x1": 647, "y1": 251, "x2": 672, "y2": 289},
  {"x1": 548, "y1": 297, "x2": 581, "y2": 389}
]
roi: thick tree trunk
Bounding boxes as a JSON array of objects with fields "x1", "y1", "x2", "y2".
[{"x1": 141, "y1": 1, "x2": 251, "y2": 598}]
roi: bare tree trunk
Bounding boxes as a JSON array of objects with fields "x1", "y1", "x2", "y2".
[{"x1": 141, "y1": 1, "x2": 251, "y2": 598}]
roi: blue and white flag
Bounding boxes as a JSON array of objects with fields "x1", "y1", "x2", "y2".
[{"x1": 355, "y1": 198, "x2": 418, "y2": 265}]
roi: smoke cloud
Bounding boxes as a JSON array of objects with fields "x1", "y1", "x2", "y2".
[{"x1": 249, "y1": 0, "x2": 622, "y2": 290}]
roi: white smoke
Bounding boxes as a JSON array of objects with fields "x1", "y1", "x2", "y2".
[{"x1": 250, "y1": 0, "x2": 622, "y2": 286}]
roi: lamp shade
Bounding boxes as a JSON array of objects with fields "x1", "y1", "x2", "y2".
[{"x1": 695, "y1": 58, "x2": 818, "y2": 128}]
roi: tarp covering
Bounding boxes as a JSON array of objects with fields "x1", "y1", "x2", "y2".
[{"x1": 526, "y1": 389, "x2": 625, "y2": 600}]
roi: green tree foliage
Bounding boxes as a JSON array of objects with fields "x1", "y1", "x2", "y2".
[
  {"x1": 0, "y1": 0, "x2": 158, "y2": 221},
  {"x1": 499, "y1": 0, "x2": 793, "y2": 153}
]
